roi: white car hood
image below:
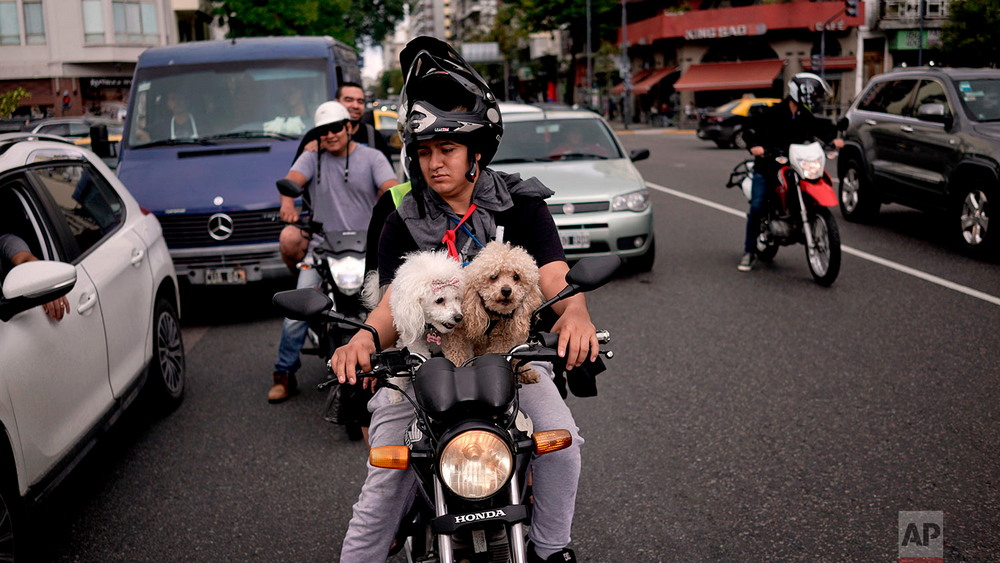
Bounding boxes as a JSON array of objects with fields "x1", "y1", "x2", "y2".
[{"x1": 491, "y1": 158, "x2": 647, "y2": 201}]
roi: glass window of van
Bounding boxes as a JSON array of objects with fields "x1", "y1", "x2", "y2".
[{"x1": 127, "y1": 60, "x2": 329, "y2": 147}]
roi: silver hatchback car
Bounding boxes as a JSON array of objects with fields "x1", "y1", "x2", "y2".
[{"x1": 490, "y1": 103, "x2": 655, "y2": 271}]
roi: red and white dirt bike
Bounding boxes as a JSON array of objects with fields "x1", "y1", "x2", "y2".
[{"x1": 728, "y1": 141, "x2": 842, "y2": 286}]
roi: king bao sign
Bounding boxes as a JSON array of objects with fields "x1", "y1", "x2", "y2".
[{"x1": 683, "y1": 23, "x2": 767, "y2": 40}]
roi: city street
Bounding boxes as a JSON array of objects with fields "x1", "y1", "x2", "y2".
[{"x1": 28, "y1": 132, "x2": 1000, "y2": 562}]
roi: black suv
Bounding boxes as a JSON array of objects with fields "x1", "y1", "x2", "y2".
[{"x1": 838, "y1": 67, "x2": 1000, "y2": 254}]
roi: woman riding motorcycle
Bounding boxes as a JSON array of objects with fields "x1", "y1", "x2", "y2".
[{"x1": 329, "y1": 36, "x2": 600, "y2": 563}]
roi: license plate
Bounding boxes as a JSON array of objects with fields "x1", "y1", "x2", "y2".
[
  {"x1": 559, "y1": 230, "x2": 591, "y2": 249},
  {"x1": 205, "y1": 267, "x2": 247, "y2": 285}
]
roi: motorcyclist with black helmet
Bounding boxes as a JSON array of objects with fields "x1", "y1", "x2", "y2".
[
  {"x1": 739, "y1": 72, "x2": 844, "y2": 271},
  {"x1": 330, "y1": 36, "x2": 597, "y2": 563}
]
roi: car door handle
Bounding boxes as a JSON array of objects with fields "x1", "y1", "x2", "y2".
[
  {"x1": 77, "y1": 292, "x2": 98, "y2": 314},
  {"x1": 900, "y1": 125, "x2": 914, "y2": 133},
  {"x1": 865, "y1": 119, "x2": 877, "y2": 126},
  {"x1": 130, "y1": 248, "x2": 146, "y2": 267}
]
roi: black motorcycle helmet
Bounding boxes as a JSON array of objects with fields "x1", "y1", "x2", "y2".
[{"x1": 398, "y1": 36, "x2": 503, "y2": 188}]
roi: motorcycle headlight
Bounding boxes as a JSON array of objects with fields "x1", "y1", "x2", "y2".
[
  {"x1": 794, "y1": 158, "x2": 824, "y2": 180},
  {"x1": 439, "y1": 430, "x2": 513, "y2": 499},
  {"x1": 611, "y1": 189, "x2": 650, "y2": 212},
  {"x1": 327, "y1": 256, "x2": 365, "y2": 295}
]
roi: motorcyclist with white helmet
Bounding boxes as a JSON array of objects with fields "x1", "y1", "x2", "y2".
[
  {"x1": 330, "y1": 36, "x2": 597, "y2": 562},
  {"x1": 739, "y1": 72, "x2": 844, "y2": 271}
]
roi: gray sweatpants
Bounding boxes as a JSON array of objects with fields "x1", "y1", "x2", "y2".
[{"x1": 339, "y1": 363, "x2": 583, "y2": 562}]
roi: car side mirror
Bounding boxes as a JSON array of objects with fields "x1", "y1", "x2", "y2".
[
  {"x1": 629, "y1": 148, "x2": 650, "y2": 162},
  {"x1": 0, "y1": 261, "x2": 77, "y2": 322},
  {"x1": 89, "y1": 124, "x2": 112, "y2": 158},
  {"x1": 916, "y1": 103, "x2": 953, "y2": 127}
]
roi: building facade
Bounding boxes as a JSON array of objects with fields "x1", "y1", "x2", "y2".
[
  {"x1": 616, "y1": 0, "x2": 871, "y2": 121},
  {"x1": 0, "y1": 0, "x2": 180, "y2": 120}
]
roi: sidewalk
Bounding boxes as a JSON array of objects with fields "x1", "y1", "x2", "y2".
[{"x1": 608, "y1": 119, "x2": 696, "y2": 135}]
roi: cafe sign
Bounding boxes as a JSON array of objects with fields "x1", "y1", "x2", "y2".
[{"x1": 684, "y1": 23, "x2": 767, "y2": 40}]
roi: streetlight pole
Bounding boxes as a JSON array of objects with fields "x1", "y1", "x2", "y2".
[
  {"x1": 621, "y1": 0, "x2": 631, "y2": 129},
  {"x1": 586, "y1": 0, "x2": 593, "y2": 108}
]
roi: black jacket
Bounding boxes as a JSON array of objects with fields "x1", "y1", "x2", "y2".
[{"x1": 743, "y1": 99, "x2": 838, "y2": 176}]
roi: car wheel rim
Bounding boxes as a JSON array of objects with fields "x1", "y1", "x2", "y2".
[
  {"x1": 0, "y1": 494, "x2": 13, "y2": 559},
  {"x1": 157, "y1": 310, "x2": 184, "y2": 394},
  {"x1": 841, "y1": 169, "x2": 860, "y2": 213},
  {"x1": 809, "y1": 216, "x2": 830, "y2": 275},
  {"x1": 960, "y1": 189, "x2": 989, "y2": 246},
  {"x1": 734, "y1": 131, "x2": 746, "y2": 149}
]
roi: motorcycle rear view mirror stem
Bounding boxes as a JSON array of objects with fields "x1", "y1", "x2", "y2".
[
  {"x1": 531, "y1": 255, "x2": 621, "y2": 326},
  {"x1": 272, "y1": 288, "x2": 383, "y2": 352}
]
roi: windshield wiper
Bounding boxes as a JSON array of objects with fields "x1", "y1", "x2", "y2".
[
  {"x1": 132, "y1": 138, "x2": 216, "y2": 148},
  {"x1": 491, "y1": 157, "x2": 551, "y2": 164},
  {"x1": 202, "y1": 131, "x2": 298, "y2": 141}
]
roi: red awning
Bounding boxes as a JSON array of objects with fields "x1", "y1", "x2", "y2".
[
  {"x1": 630, "y1": 66, "x2": 679, "y2": 95},
  {"x1": 612, "y1": 68, "x2": 651, "y2": 95},
  {"x1": 673, "y1": 60, "x2": 785, "y2": 92}
]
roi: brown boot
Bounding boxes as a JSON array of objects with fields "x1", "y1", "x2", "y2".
[{"x1": 268, "y1": 371, "x2": 298, "y2": 403}]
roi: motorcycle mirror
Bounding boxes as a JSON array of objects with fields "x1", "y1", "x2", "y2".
[
  {"x1": 837, "y1": 117, "x2": 849, "y2": 132},
  {"x1": 531, "y1": 255, "x2": 622, "y2": 322},
  {"x1": 276, "y1": 178, "x2": 305, "y2": 198},
  {"x1": 273, "y1": 288, "x2": 333, "y2": 321}
]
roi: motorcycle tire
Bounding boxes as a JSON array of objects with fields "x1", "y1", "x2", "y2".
[
  {"x1": 805, "y1": 207, "x2": 841, "y2": 287},
  {"x1": 755, "y1": 217, "x2": 779, "y2": 262}
]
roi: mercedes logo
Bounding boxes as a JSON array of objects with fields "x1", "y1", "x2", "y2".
[
  {"x1": 207, "y1": 213, "x2": 234, "y2": 241},
  {"x1": 562, "y1": 203, "x2": 576, "y2": 215}
]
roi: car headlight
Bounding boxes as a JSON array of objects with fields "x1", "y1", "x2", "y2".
[
  {"x1": 439, "y1": 430, "x2": 513, "y2": 499},
  {"x1": 611, "y1": 189, "x2": 650, "y2": 212},
  {"x1": 794, "y1": 158, "x2": 824, "y2": 180},
  {"x1": 327, "y1": 256, "x2": 365, "y2": 295}
]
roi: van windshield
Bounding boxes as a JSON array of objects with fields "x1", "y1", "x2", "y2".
[{"x1": 126, "y1": 59, "x2": 328, "y2": 148}]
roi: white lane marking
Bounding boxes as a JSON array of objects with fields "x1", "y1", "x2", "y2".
[
  {"x1": 645, "y1": 181, "x2": 1000, "y2": 307},
  {"x1": 182, "y1": 326, "x2": 209, "y2": 352}
]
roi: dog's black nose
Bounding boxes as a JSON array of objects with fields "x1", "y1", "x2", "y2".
[
  {"x1": 501, "y1": 286, "x2": 512, "y2": 298},
  {"x1": 454, "y1": 313, "x2": 463, "y2": 323}
]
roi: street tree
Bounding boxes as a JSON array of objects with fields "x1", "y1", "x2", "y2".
[
  {"x1": 940, "y1": 0, "x2": 1000, "y2": 68},
  {"x1": 215, "y1": 0, "x2": 404, "y2": 46},
  {"x1": 0, "y1": 88, "x2": 30, "y2": 119}
]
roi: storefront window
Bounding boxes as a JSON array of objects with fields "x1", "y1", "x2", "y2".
[
  {"x1": 23, "y1": 0, "x2": 43, "y2": 44},
  {"x1": 112, "y1": 0, "x2": 156, "y2": 43},
  {"x1": 82, "y1": 0, "x2": 104, "y2": 43},
  {"x1": 0, "y1": 1, "x2": 19, "y2": 45}
]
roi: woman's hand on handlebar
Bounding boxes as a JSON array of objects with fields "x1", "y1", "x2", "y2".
[
  {"x1": 331, "y1": 330, "x2": 376, "y2": 387},
  {"x1": 550, "y1": 298, "x2": 598, "y2": 371},
  {"x1": 750, "y1": 146, "x2": 765, "y2": 157}
]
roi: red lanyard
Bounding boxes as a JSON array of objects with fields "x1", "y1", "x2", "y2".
[{"x1": 441, "y1": 203, "x2": 477, "y2": 260}]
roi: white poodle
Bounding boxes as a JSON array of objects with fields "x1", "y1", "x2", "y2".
[
  {"x1": 387, "y1": 251, "x2": 465, "y2": 402},
  {"x1": 390, "y1": 250, "x2": 465, "y2": 359}
]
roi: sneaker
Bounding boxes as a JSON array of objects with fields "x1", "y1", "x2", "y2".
[
  {"x1": 527, "y1": 541, "x2": 577, "y2": 563},
  {"x1": 737, "y1": 253, "x2": 756, "y2": 272}
]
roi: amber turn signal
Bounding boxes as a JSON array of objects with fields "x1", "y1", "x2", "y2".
[
  {"x1": 532, "y1": 430, "x2": 573, "y2": 455},
  {"x1": 369, "y1": 445, "x2": 410, "y2": 469}
]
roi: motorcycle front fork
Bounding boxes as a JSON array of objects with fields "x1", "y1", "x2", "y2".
[
  {"x1": 432, "y1": 472, "x2": 528, "y2": 563},
  {"x1": 794, "y1": 182, "x2": 816, "y2": 252}
]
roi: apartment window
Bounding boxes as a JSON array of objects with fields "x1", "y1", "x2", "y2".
[
  {"x1": 0, "y1": 1, "x2": 18, "y2": 45},
  {"x1": 82, "y1": 0, "x2": 103, "y2": 42},
  {"x1": 112, "y1": 0, "x2": 157, "y2": 43},
  {"x1": 23, "y1": 0, "x2": 43, "y2": 44}
]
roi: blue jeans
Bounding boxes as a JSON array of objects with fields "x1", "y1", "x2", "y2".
[
  {"x1": 744, "y1": 172, "x2": 768, "y2": 253},
  {"x1": 274, "y1": 265, "x2": 322, "y2": 374}
]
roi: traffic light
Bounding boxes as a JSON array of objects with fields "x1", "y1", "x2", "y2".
[
  {"x1": 845, "y1": 0, "x2": 858, "y2": 17},
  {"x1": 62, "y1": 94, "x2": 71, "y2": 111}
]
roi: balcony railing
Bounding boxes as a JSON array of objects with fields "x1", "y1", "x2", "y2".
[{"x1": 882, "y1": 0, "x2": 949, "y2": 21}]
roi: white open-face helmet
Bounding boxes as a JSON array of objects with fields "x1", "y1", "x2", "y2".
[
  {"x1": 312, "y1": 100, "x2": 351, "y2": 130},
  {"x1": 788, "y1": 72, "x2": 832, "y2": 113}
]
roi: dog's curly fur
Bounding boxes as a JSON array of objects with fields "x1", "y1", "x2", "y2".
[
  {"x1": 390, "y1": 250, "x2": 465, "y2": 359},
  {"x1": 442, "y1": 241, "x2": 544, "y2": 383}
]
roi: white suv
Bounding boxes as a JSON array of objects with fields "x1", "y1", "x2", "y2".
[{"x1": 0, "y1": 133, "x2": 185, "y2": 558}]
